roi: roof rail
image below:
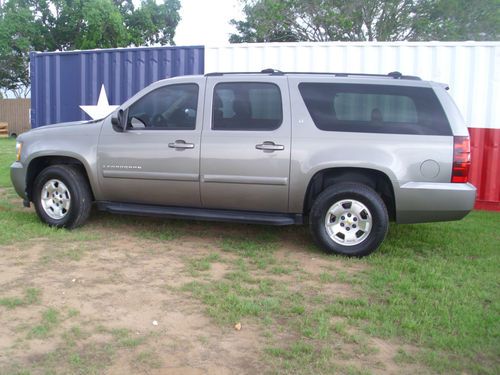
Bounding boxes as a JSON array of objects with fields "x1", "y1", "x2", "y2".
[
  {"x1": 204, "y1": 70, "x2": 421, "y2": 80},
  {"x1": 205, "y1": 68, "x2": 284, "y2": 77}
]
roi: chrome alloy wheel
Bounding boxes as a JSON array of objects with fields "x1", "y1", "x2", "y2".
[
  {"x1": 40, "y1": 179, "x2": 71, "y2": 220},
  {"x1": 324, "y1": 199, "x2": 372, "y2": 246}
]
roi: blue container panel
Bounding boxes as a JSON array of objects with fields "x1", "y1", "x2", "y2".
[{"x1": 30, "y1": 46, "x2": 204, "y2": 128}]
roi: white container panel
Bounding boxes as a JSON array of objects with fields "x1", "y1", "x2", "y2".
[{"x1": 206, "y1": 42, "x2": 500, "y2": 129}]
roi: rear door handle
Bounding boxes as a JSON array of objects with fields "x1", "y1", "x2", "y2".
[
  {"x1": 168, "y1": 140, "x2": 195, "y2": 149},
  {"x1": 255, "y1": 141, "x2": 285, "y2": 151}
]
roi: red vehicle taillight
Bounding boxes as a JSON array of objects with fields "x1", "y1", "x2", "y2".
[{"x1": 451, "y1": 136, "x2": 471, "y2": 183}]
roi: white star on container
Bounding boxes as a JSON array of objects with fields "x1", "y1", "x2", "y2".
[{"x1": 79, "y1": 85, "x2": 119, "y2": 120}]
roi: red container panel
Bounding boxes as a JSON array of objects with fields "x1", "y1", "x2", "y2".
[{"x1": 469, "y1": 127, "x2": 500, "y2": 211}]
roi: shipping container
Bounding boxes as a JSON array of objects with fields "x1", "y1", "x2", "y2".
[
  {"x1": 206, "y1": 41, "x2": 500, "y2": 211},
  {"x1": 30, "y1": 45, "x2": 204, "y2": 128},
  {"x1": 29, "y1": 42, "x2": 499, "y2": 210},
  {"x1": 206, "y1": 42, "x2": 499, "y2": 130},
  {"x1": 469, "y1": 127, "x2": 500, "y2": 211}
]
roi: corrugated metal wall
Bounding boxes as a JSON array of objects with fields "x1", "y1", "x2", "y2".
[
  {"x1": 206, "y1": 41, "x2": 500, "y2": 210},
  {"x1": 30, "y1": 45, "x2": 204, "y2": 128},
  {"x1": 205, "y1": 42, "x2": 500, "y2": 130},
  {"x1": 0, "y1": 99, "x2": 31, "y2": 136},
  {"x1": 469, "y1": 128, "x2": 500, "y2": 211}
]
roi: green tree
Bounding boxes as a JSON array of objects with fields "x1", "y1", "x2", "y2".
[
  {"x1": 125, "y1": 0, "x2": 181, "y2": 46},
  {"x1": 230, "y1": 0, "x2": 500, "y2": 43},
  {"x1": 415, "y1": 0, "x2": 500, "y2": 40},
  {"x1": 0, "y1": 0, "x2": 181, "y2": 96},
  {"x1": 0, "y1": 0, "x2": 39, "y2": 97},
  {"x1": 78, "y1": 0, "x2": 129, "y2": 49}
]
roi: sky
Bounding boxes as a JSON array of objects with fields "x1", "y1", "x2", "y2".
[{"x1": 174, "y1": 0, "x2": 244, "y2": 45}]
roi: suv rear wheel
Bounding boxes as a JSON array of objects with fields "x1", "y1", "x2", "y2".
[
  {"x1": 33, "y1": 165, "x2": 92, "y2": 229},
  {"x1": 309, "y1": 183, "x2": 388, "y2": 257}
]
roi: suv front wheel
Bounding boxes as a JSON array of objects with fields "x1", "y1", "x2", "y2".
[
  {"x1": 33, "y1": 165, "x2": 92, "y2": 229},
  {"x1": 309, "y1": 183, "x2": 388, "y2": 257}
]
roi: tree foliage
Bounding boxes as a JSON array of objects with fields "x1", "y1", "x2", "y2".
[
  {"x1": 230, "y1": 0, "x2": 500, "y2": 43},
  {"x1": 0, "y1": 0, "x2": 181, "y2": 97}
]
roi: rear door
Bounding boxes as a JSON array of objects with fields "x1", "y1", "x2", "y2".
[{"x1": 200, "y1": 76, "x2": 291, "y2": 212}]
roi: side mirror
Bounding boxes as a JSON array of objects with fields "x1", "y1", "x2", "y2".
[{"x1": 111, "y1": 109, "x2": 126, "y2": 132}]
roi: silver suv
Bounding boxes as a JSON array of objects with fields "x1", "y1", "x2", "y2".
[{"x1": 11, "y1": 70, "x2": 476, "y2": 256}]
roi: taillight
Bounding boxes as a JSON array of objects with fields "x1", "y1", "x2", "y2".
[{"x1": 451, "y1": 136, "x2": 471, "y2": 183}]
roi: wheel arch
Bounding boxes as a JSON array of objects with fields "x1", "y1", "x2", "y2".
[
  {"x1": 303, "y1": 167, "x2": 396, "y2": 221},
  {"x1": 26, "y1": 154, "x2": 95, "y2": 202}
]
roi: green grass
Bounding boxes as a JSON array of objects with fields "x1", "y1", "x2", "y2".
[
  {"x1": 221, "y1": 230, "x2": 279, "y2": 269},
  {"x1": 29, "y1": 308, "x2": 60, "y2": 339},
  {"x1": 0, "y1": 138, "x2": 15, "y2": 187},
  {"x1": 186, "y1": 253, "x2": 221, "y2": 276},
  {"x1": 0, "y1": 288, "x2": 41, "y2": 309},
  {"x1": 110, "y1": 328, "x2": 145, "y2": 348},
  {"x1": 135, "y1": 222, "x2": 180, "y2": 241},
  {"x1": 265, "y1": 341, "x2": 333, "y2": 374},
  {"x1": 182, "y1": 271, "x2": 306, "y2": 325},
  {"x1": 21, "y1": 341, "x2": 116, "y2": 375},
  {"x1": 132, "y1": 350, "x2": 162, "y2": 370},
  {"x1": 5, "y1": 323, "x2": 154, "y2": 374},
  {"x1": 326, "y1": 212, "x2": 500, "y2": 373}
]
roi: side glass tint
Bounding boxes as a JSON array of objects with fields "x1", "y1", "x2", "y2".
[
  {"x1": 213, "y1": 82, "x2": 283, "y2": 131},
  {"x1": 298, "y1": 83, "x2": 451, "y2": 135},
  {"x1": 127, "y1": 84, "x2": 199, "y2": 130}
]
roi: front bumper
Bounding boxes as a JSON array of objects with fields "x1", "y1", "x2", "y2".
[
  {"x1": 10, "y1": 161, "x2": 27, "y2": 200},
  {"x1": 396, "y1": 182, "x2": 476, "y2": 224}
]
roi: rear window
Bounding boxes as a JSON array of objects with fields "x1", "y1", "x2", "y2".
[{"x1": 298, "y1": 83, "x2": 451, "y2": 135}]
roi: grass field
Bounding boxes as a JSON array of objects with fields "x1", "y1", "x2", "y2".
[{"x1": 0, "y1": 137, "x2": 498, "y2": 374}]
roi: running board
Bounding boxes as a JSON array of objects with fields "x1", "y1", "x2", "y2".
[{"x1": 97, "y1": 201, "x2": 302, "y2": 226}]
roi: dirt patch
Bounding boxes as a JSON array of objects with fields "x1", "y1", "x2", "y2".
[
  {"x1": 314, "y1": 281, "x2": 358, "y2": 299},
  {"x1": 208, "y1": 262, "x2": 229, "y2": 280},
  {"x1": 0, "y1": 232, "x2": 270, "y2": 374},
  {"x1": 0, "y1": 218, "x2": 423, "y2": 374},
  {"x1": 275, "y1": 244, "x2": 368, "y2": 276}
]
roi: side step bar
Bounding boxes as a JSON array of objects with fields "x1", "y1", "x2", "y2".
[{"x1": 97, "y1": 201, "x2": 303, "y2": 226}]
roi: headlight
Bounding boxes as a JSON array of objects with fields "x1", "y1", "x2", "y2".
[{"x1": 16, "y1": 142, "x2": 22, "y2": 162}]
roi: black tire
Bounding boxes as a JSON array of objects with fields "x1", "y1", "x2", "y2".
[
  {"x1": 309, "y1": 182, "x2": 388, "y2": 257},
  {"x1": 33, "y1": 165, "x2": 92, "y2": 229}
]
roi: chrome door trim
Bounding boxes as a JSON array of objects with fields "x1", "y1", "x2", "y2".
[
  {"x1": 102, "y1": 170, "x2": 199, "y2": 181},
  {"x1": 202, "y1": 174, "x2": 288, "y2": 186}
]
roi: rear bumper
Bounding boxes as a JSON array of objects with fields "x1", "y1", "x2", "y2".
[
  {"x1": 10, "y1": 161, "x2": 27, "y2": 200},
  {"x1": 396, "y1": 182, "x2": 476, "y2": 224}
]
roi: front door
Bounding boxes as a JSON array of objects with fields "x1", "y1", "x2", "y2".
[
  {"x1": 200, "y1": 77, "x2": 291, "y2": 213},
  {"x1": 97, "y1": 80, "x2": 204, "y2": 207}
]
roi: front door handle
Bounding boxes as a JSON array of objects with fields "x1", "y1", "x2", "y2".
[
  {"x1": 168, "y1": 140, "x2": 195, "y2": 149},
  {"x1": 255, "y1": 141, "x2": 285, "y2": 152}
]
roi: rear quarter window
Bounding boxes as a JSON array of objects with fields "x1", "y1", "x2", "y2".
[{"x1": 298, "y1": 83, "x2": 451, "y2": 135}]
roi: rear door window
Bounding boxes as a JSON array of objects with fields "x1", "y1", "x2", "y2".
[
  {"x1": 212, "y1": 82, "x2": 283, "y2": 131},
  {"x1": 298, "y1": 83, "x2": 451, "y2": 135}
]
